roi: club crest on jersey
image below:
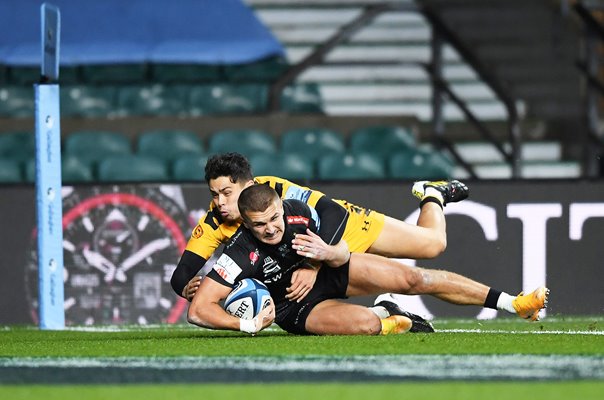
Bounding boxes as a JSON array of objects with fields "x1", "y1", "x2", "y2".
[
  {"x1": 191, "y1": 224, "x2": 203, "y2": 239},
  {"x1": 262, "y1": 256, "x2": 281, "y2": 275},
  {"x1": 287, "y1": 215, "x2": 309, "y2": 226}
]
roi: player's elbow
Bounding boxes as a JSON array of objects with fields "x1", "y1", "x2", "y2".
[{"x1": 187, "y1": 304, "x2": 208, "y2": 328}]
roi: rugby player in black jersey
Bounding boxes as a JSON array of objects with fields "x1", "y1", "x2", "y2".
[
  {"x1": 186, "y1": 185, "x2": 549, "y2": 335},
  {"x1": 172, "y1": 152, "x2": 468, "y2": 311}
]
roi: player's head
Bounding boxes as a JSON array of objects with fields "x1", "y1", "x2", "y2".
[
  {"x1": 205, "y1": 153, "x2": 255, "y2": 222},
  {"x1": 238, "y1": 184, "x2": 284, "y2": 245}
]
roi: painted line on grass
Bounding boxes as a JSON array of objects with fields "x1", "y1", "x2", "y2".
[{"x1": 1, "y1": 355, "x2": 603, "y2": 383}]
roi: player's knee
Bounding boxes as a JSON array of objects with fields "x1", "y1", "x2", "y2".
[
  {"x1": 424, "y1": 236, "x2": 447, "y2": 258},
  {"x1": 401, "y1": 267, "x2": 424, "y2": 294}
]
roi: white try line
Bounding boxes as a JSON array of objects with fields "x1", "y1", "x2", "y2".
[{"x1": 437, "y1": 328, "x2": 604, "y2": 335}]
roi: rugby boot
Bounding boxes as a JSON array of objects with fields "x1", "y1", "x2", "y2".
[
  {"x1": 380, "y1": 315, "x2": 413, "y2": 335},
  {"x1": 375, "y1": 298, "x2": 435, "y2": 333},
  {"x1": 512, "y1": 287, "x2": 550, "y2": 321},
  {"x1": 412, "y1": 180, "x2": 469, "y2": 206}
]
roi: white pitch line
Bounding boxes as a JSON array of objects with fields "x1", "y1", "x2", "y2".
[{"x1": 437, "y1": 328, "x2": 604, "y2": 335}]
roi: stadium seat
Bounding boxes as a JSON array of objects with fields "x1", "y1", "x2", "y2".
[
  {"x1": 24, "y1": 155, "x2": 94, "y2": 183},
  {"x1": 280, "y1": 83, "x2": 324, "y2": 113},
  {"x1": 151, "y1": 64, "x2": 222, "y2": 83},
  {"x1": 208, "y1": 129, "x2": 277, "y2": 157},
  {"x1": 0, "y1": 131, "x2": 35, "y2": 162},
  {"x1": 188, "y1": 84, "x2": 267, "y2": 116},
  {"x1": 0, "y1": 86, "x2": 35, "y2": 118},
  {"x1": 280, "y1": 127, "x2": 346, "y2": 161},
  {"x1": 137, "y1": 130, "x2": 204, "y2": 162},
  {"x1": 171, "y1": 154, "x2": 209, "y2": 182},
  {"x1": 349, "y1": 125, "x2": 417, "y2": 157},
  {"x1": 0, "y1": 159, "x2": 23, "y2": 183},
  {"x1": 115, "y1": 84, "x2": 188, "y2": 117},
  {"x1": 64, "y1": 130, "x2": 132, "y2": 165},
  {"x1": 317, "y1": 153, "x2": 386, "y2": 181},
  {"x1": 80, "y1": 64, "x2": 148, "y2": 84},
  {"x1": 388, "y1": 147, "x2": 454, "y2": 180},
  {"x1": 223, "y1": 56, "x2": 289, "y2": 82},
  {"x1": 250, "y1": 153, "x2": 314, "y2": 181},
  {"x1": 60, "y1": 85, "x2": 117, "y2": 117},
  {"x1": 97, "y1": 155, "x2": 169, "y2": 182}
]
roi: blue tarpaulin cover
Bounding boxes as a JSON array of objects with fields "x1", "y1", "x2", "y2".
[{"x1": 0, "y1": 0, "x2": 284, "y2": 66}]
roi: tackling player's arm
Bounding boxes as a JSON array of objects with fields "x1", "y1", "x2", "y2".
[{"x1": 170, "y1": 209, "x2": 228, "y2": 299}]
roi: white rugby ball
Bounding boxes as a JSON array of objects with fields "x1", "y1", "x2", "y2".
[{"x1": 224, "y1": 278, "x2": 272, "y2": 320}]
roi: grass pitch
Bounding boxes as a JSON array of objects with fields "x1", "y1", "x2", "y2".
[{"x1": 1, "y1": 316, "x2": 603, "y2": 399}]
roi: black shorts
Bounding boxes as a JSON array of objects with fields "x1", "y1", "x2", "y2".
[{"x1": 275, "y1": 261, "x2": 350, "y2": 335}]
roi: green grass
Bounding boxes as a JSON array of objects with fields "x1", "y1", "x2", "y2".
[
  {"x1": 1, "y1": 382, "x2": 604, "y2": 400},
  {"x1": 1, "y1": 316, "x2": 603, "y2": 399},
  {"x1": 1, "y1": 316, "x2": 602, "y2": 357}
]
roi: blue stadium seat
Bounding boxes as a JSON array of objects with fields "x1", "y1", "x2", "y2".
[
  {"x1": 97, "y1": 155, "x2": 169, "y2": 182},
  {"x1": 171, "y1": 154, "x2": 210, "y2": 182},
  {"x1": 250, "y1": 153, "x2": 314, "y2": 181},
  {"x1": 317, "y1": 153, "x2": 386, "y2": 181},
  {"x1": 388, "y1": 147, "x2": 454, "y2": 180},
  {"x1": 137, "y1": 130, "x2": 204, "y2": 162},
  {"x1": 0, "y1": 131, "x2": 35, "y2": 162},
  {"x1": 24, "y1": 155, "x2": 95, "y2": 183},
  {"x1": 349, "y1": 125, "x2": 417, "y2": 157},
  {"x1": 280, "y1": 83, "x2": 323, "y2": 113},
  {"x1": 60, "y1": 85, "x2": 117, "y2": 117},
  {"x1": 64, "y1": 130, "x2": 132, "y2": 166},
  {"x1": 208, "y1": 129, "x2": 276, "y2": 158},
  {"x1": 0, "y1": 86, "x2": 35, "y2": 118},
  {"x1": 280, "y1": 127, "x2": 345, "y2": 161},
  {"x1": 188, "y1": 84, "x2": 268, "y2": 115},
  {"x1": 0, "y1": 159, "x2": 23, "y2": 183},
  {"x1": 115, "y1": 84, "x2": 188, "y2": 117}
]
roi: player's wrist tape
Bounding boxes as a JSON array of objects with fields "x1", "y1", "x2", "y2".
[
  {"x1": 239, "y1": 318, "x2": 258, "y2": 334},
  {"x1": 420, "y1": 196, "x2": 444, "y2": 209}
]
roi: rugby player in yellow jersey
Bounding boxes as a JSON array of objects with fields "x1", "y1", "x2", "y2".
[{"x1": 170, "y1": 152, "x2": 469, "y2": 305}]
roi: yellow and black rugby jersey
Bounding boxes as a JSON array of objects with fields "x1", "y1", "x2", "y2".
[{"x1": 184, "y1": 176, "x2": 328, "y2": 260}]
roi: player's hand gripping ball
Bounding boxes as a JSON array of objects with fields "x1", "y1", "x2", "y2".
[{"x1": 224, "y1": 278, "x2": 272, "y2": 319}]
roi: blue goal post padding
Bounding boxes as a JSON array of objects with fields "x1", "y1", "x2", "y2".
[{"x1": 36, "y1": 3, "x2": 64, "y2": 330}]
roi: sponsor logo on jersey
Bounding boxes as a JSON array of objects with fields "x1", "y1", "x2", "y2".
[
  {"x1": 249, "y1": 250, "x2": 259, "y2": 264},
  {"x1": 213, "y1": 254, "x2": 242, "y2": 284},
  {"x1": 287, "y1": 216, "x2": 309, "y2": 226},
  {"x1": 226, "y1": 231, "x2": 242, "y2": 248},
  {"x1": 191, "y1": 224, "x2": 203, "y2": 239}
]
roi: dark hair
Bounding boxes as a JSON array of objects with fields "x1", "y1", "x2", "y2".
[
  {"x1": 204, "y1": 152, "x2": 253, "y2": 183},
  {"x1": 238, "y1": 184, "x2": 280, "y2": 221}
]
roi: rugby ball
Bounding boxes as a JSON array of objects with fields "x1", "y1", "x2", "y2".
[{"x1": 224, "y1": 278, "x2": 272, "y2": 320}]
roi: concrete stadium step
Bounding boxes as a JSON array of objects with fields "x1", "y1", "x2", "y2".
[
  {"x1": 453, "y1": 141, "x2": 563, "y2": 164},
  {"x1": 458, "y1": 161, "x2": 582, "y2": 179}
]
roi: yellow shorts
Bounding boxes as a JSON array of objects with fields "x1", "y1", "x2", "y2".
[{"x1": 336, "y1": 201, "x2": 385, "y2": 253}]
